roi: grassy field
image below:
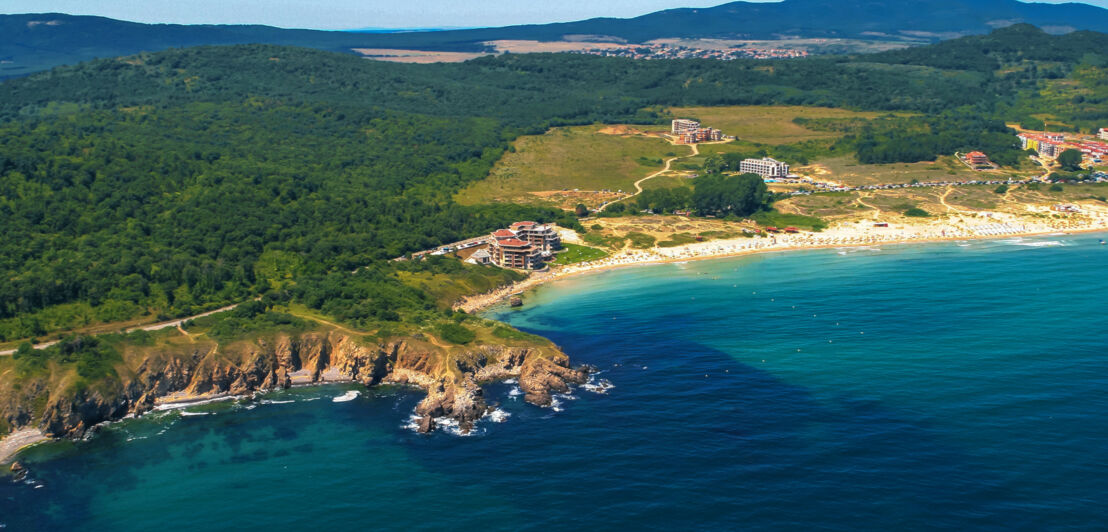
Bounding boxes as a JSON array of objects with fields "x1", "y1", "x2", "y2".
[
  {"x1": 456, "y1": 125, "x2": 678, "y2": 207},
  {"x1": 664, "y1": 105, "x2": 903, "y2": 144},
  {"x1": 552, "y1": 243, "x2": 608, "y2": 265},
  {"x1": 797, "y1": 155, "x2": 1037, "y2": 187}
]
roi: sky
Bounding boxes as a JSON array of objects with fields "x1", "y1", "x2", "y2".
[{"x1": 1, "y1": 0, "x2": 1106, "y2": 30}]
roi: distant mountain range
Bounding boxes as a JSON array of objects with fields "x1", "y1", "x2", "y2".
[{"x1": 3, "y1": 0, "x2": 1108, "y2": 78}]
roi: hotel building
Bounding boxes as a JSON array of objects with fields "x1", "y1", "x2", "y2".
[{"x1": 740, "y1": 157, "x2": 790, "y2": 178}]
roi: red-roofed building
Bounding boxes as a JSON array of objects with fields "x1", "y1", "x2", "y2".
[
  {"x1": 490, "y1": 236, "x2": 541, "y2": 269},
  {"x1": 489, "y1": 222, "x2": 561, "y2": 269},
  {"x1": 966, "y1": 151, "x2": 990, "y2": 166}
]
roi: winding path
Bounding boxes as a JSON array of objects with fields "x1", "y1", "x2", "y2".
[
  {"x1": 0, "y1": 302, "x2": 243, "y2": 356},
  {"x1": 601, "y1": 140, "x2": 706, "y2": 212}
]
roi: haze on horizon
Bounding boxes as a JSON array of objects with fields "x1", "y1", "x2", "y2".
[{"x1": 2, "y1": 0, "x2": 1106, "y2": 30}]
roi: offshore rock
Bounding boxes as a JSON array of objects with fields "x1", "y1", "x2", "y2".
[
  {"x1": 519, "y1": 356, "x2": 589, "y2": 407},
  {"x1": 10, "y1": 461, "x2": 28, "y2": 483},
  {"x1": 417, "y1": 415, "x2": 436, "y2": 434}
]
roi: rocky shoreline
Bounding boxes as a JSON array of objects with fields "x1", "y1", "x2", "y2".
[{"x1": 0, "y1": 331, "x2": 589, "y2": 457}]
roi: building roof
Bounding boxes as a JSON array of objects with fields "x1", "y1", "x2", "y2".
[
  {"x1": 492, "y1": 229, "x2": 516, "y2": 238},
  {"x1": 966, "y1": 151, "x2": 986, "y2": 157},
  {"x1": 510, "y1": 221, "x2": 537, "y2": 229},
  {"x1": 471, "y1": 249, "x2": 491, "y2": 259},
  {"x1": 497, "y1": 238, "x2": 532, "y2": 248}
]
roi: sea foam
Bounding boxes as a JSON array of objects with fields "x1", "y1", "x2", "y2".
[{"x1": 332, "y1": 391, "x2": 361, "y2": 403}]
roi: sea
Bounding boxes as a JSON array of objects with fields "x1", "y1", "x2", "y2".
[{"x1": 3, "y1": 234, "x2": 1108, "y2": 531}]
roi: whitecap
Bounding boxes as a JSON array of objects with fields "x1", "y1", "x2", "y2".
[
  {"x1": 259, "y1": 399, "x2": 295, "y2": 405},
  {"x1": 332, "y1": 390, "x2": 360, "y2": 403},
  {"x1": 548, "y1": 394, "x2": 575, "y2": 412},
  {"x1": 507, "y1": 386, "x2": 522, "y2": 398},
  {"x1": 582, "y1": 378, "x2": 615, "y2": 394},
  {"x1": 153, "y1": 395, "x2": 234, "y2": 411},
  {"x1": 485, "y1": 408, "x2": 511, "y2": 423},
  {"x1": 179, "y1": 411, "x2": 211, "y2": 417},
  {"x1": 402, "y1": 414, "x2": 421, "y2": 432},
  {"x1": 1011, "y1": 241, "x2": 1063, "y2": 248}
]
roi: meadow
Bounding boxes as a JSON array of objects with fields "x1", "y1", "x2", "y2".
[
  {"x1": 664, "y1": 105, "x2": 904, "y2": 144},
  {"x1": 455, "y1": 125, "x2": 677, "y2": 207}
]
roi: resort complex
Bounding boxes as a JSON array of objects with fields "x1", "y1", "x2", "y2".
[
  {"x1": 488, "y1": 221, "x2": 562, "y2": 269},
  {"x1": 1019, "y1": 131, "x2": 1108, "y2": 163},
  {"x1": 670, "y1": 119, "x2": 731, "y2": 144}
]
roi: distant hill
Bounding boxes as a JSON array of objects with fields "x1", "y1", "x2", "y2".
[
  {"x1": 3, "y1": 0, "x2": 1108, "y2": 78},
  {"x1": 0, "y1": 13, "x2": 501, "y2": 79}
]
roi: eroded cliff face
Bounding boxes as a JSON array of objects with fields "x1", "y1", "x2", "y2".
[{"x1": 5, "y1": 331, "x2": 587, "y2": 439}]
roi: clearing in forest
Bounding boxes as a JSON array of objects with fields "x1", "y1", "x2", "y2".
[
  {"x1": 664, "y1": 105, "x2": 902, "y2": 144},
  {"x1": 456, "y1": 125, "x2": 677, "y2": 209}
]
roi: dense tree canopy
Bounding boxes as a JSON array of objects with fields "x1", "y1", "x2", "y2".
[{"x1": 0, "y1": 26, "x2": 1104, "y2": 341}]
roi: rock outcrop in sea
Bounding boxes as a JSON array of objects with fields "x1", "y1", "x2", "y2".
[{"x1": 0, "y1": 332, "x2": 588, "y2": 441}]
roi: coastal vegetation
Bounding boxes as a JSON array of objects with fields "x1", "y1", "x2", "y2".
[
  {"x1": 1, "y1": 24, "x2": 1108, "y2": 438},
  {"x1": 455, "y1": 125, "x2": 675, "y2": 207},
  {"x1": 552, "y1": 244, "x2": 609, "y2": 265}
]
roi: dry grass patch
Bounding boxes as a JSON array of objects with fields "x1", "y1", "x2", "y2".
[
  {"x1": 664, "y1": 105, "x2": 902, "y2": 144},
  {"x1": 456, "y1": 125, "x2": 677, "y2": 208}
]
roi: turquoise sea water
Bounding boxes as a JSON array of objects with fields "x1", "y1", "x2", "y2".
[{"x1": 4, "y1": 234, "x2": 1108, "y2": 530}]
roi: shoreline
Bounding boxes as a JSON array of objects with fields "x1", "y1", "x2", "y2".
[
  {"x1": 0, "y1": 429, "x2": 48, "y2": 464},
  {"x1": 460, "y1": 224, "x2": 1108, "y2": 314}
]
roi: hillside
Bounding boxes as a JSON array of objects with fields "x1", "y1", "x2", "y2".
[
  {"x1": 1, "y1": 25, "x2": 1104, "y2": 343},
  {"x1": 4, "y1": 0, "x2": 1108, "y2": 78},
  {"x1": 0, "y1": 25, "x2": 1106, "y2": 439}
]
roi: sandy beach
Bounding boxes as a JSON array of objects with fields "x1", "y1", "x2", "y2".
[
  {"x1": 0, "y1": 429, "x2": 48, "y2": 464},
  {"x1": 457, "y1": 208, "x2": 1108, "y2": 313}
]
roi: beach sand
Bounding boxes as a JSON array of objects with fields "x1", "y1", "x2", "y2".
[
  {"x1": 0, "y1": 429, "x2": 48, "y2": 464},
  {"x1": 457, "y1": 209, "x2": 1108, "y2": 313}
]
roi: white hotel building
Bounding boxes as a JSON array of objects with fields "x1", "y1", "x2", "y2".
[{"x1": 740, "y1": 157, "x2": 790, "y2": 178}]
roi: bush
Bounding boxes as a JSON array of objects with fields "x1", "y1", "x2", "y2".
[
  {"x1": 626, "y1": 232, "x2": 656, "y2": 249},
  {"x1": 1050, "y1": 184, "x2": 1064, "y2": 192},
  {"x1": 904, "y1": 207, "x2": 930, "y2": 217},
  {"x1": 437, "y1": 322, "x2": 476, "y2": 344},
  {"x1": 994, "y1": 184, "x2": 1008, "y2": 194},
  {"x1": 492, "y1": 326, "x2": 542, "y2": 342}
]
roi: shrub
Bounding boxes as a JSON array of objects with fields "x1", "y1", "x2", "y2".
[
  {"x1": 492, "y1": 326, "x2": 542, "y2": 342},
  {"x1": 904, "y1": 207, "x2": 930, "y2": 217},
  {"x1": 437, "y1": 322, "x2": 476, "y2": 344},
  {"x1": 994, "y1": 184, "x2": 1008, "y2": 194}
]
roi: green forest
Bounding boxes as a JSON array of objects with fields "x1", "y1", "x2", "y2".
[{"x1": 0, "y1": 24, "x2": 1105, "y2": 343}]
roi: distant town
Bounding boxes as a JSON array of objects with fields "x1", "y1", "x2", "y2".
[{"x1": 569, "y1": 43, "x2": 809, "y2": 61}]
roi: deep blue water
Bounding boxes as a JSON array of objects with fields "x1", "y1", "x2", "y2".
[{"x1": 4, "y1": 235, "x2": 1108, "y2": 530}]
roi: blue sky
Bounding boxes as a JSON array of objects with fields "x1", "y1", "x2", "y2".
[{"x1": 1, "y1": 0, "x2": 1106, "y2": 30}]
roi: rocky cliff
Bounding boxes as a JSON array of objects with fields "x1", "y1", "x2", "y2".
[{"x1": 1, "y1": 331, "x2": 588, "y2": 439}]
